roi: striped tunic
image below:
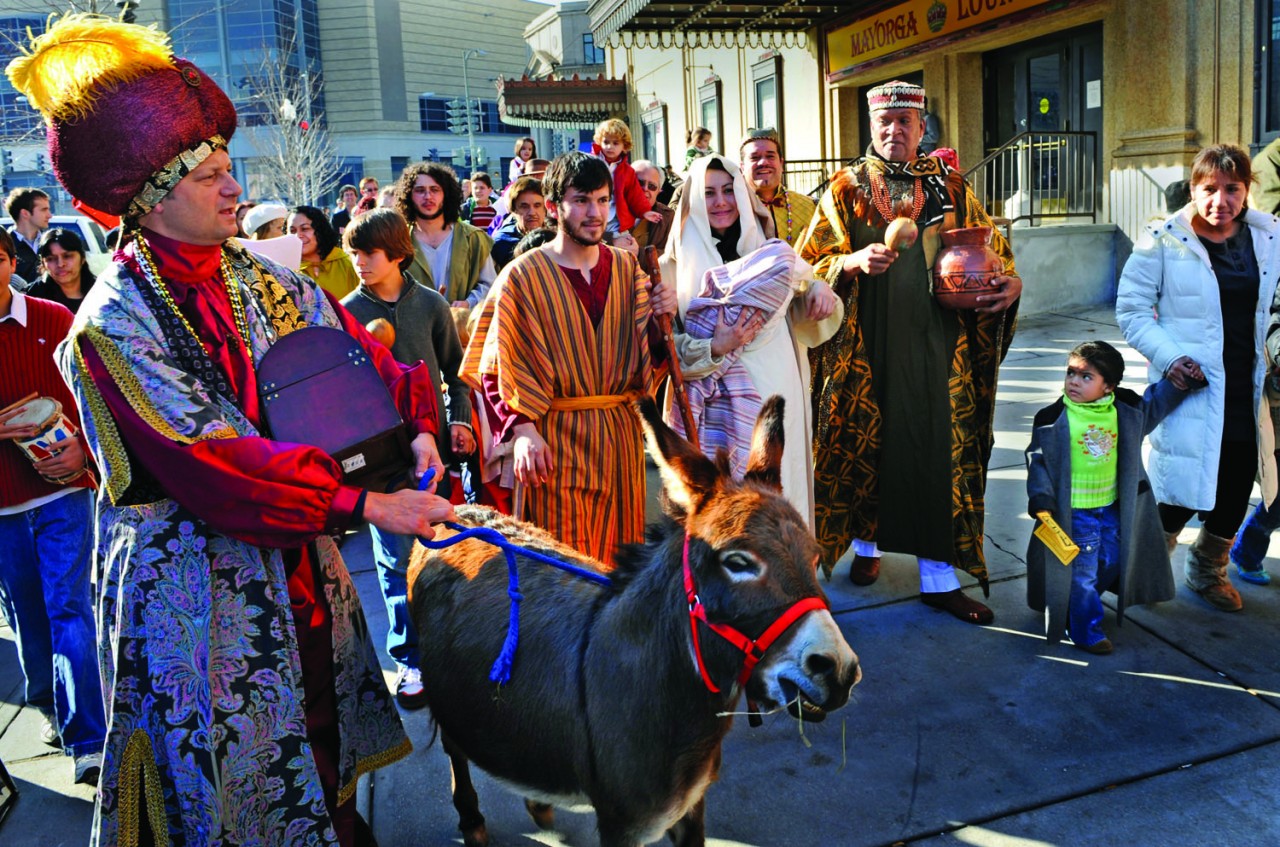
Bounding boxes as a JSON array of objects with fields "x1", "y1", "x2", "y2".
[{"x1": 461, "y1": 246, "x2": 654, "y2": 564}]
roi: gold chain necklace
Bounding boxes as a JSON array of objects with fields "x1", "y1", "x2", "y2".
[{"x1": 135, "y1": 235, "x2": 253, "y2": 356}]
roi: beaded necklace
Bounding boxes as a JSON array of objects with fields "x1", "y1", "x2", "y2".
[
  {"x1": 778, "y1": 186, "x2": 794, "y2": 243},
  {"x1": 869, "y1": 171, "x2": 925, "y2": 225},
  {"x1": 135, "y1": 234, "x2": 253, "y2": 356}
]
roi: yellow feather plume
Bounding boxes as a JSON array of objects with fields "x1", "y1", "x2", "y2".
[{"x1": 5, "y1": 13, "x2": 174, "y2": 124}]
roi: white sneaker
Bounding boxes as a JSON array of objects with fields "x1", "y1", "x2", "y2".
[
  {"x1": 395, "y1": 667, "x2": 428, "y2": 710},
  {"x1": 40, "y1": 715, "x2": 61, "y2": 747}
]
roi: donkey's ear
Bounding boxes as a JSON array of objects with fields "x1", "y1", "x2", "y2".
[
  {"x1": 742, "y1": 395, "x2": 785, "y2": 491},
  {"x1": 636, "y1": 397, "x2": 719, "y2": 512}
]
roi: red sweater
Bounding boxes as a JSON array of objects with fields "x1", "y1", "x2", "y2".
[{"x1": 0, "y1": 295, "x2": 95, "y2": 509}]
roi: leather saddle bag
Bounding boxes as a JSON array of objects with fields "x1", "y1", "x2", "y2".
[{"x1": 257, "y1": 326, "x2": 412, "y2": 492}]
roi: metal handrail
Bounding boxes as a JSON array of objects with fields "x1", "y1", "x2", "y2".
[
  {"x1": 784, "y1": 158, "x2": 854, "y2": 199},
  {"x1": 964, "y1": 130, "x2": 1099, "y2": 227}
]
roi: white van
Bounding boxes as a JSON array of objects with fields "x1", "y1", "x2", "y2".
[{"x1": 1, "y1": 214, "x2": 112, "y2": 278}]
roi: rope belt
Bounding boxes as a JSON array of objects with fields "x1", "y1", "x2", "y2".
[{"x1": 547, "y1": 389, "x2": 643, "y2": 412}]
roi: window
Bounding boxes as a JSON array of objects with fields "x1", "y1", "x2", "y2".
[
  {"x1": 480, "y1": 101, "x2": 529, "y2": 135},
  {"x1": 334, "y1": 157, "x2": 363, "y2": 197},
  {"x1": 583, "y1": 33, "x2": 606, "y2": 65},
  {"x1": 420, "y1": 96, "x2": 450, "y2": 132},
  {"x1": 1259, "y1": 0, "x2": 1280, "y2": 145},
  {"x1": 168, "y1": 0, "x2": 325, "y2": 130},
  {"x1": 697, "y1": 77, "x2": 723, "y2": 154},
  {"x1": 0, "y1": 16, "x2": 45, "y2": 140},
  {"x1": 642, "y1": 103, "x2": 669, "y2": 167},
  {"x1": 390, "y1": 156, "x2": 409, "y2": 181},
  {"x1": 751, "y1": 53, "x2": 784, "y2": 140}
]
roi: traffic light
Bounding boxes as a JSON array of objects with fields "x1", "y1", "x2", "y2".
[
  {"x1": 116, "y1": 1, "x2": 139, "y2": 24},
  {"x1": 446, "y1": 99, "x2": 479, "y2": 135}
]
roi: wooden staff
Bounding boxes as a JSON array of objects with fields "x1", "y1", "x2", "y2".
[{"x1": 641, "y1": 245, "x2": 699, "y2": 449}]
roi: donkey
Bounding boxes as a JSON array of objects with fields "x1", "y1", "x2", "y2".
[{"x1": 406, "y1": 396, "x2": 860, "y2": 847}]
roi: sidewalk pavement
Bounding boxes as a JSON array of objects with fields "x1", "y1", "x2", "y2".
[{"x1": 3, "y1": 305, "x2": 1278, "y2": 846}]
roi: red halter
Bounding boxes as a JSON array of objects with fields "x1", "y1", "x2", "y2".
[{"x1": 681, "y1": 533, "x2": 829, "y2": 695}]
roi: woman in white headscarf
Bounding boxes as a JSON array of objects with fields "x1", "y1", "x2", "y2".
[{"x1": 660, "y1": 155, "x2": 841, "y2": 525}]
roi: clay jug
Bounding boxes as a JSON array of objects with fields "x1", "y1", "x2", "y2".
[{"x1": 932, "y1": 226, "x2": 1003, "y2": 310}]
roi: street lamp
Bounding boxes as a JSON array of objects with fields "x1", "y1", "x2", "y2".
[{"x1": 462, "y1": 48, "x2": 487, "y2": 171}]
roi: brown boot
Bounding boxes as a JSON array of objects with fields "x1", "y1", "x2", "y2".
[
  {"x1": 848, "y1": 554, "x2": 881, "y2": 586},
  {"x1": 1186, "y1": 529, "x2": 1243, "y2": 612}
]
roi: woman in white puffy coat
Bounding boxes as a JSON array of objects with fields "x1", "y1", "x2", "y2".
[{"x1": 1116, "y1": 144, "x2": 1280, "y2": 612}]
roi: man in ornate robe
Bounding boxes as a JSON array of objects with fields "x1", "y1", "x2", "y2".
[
  {"x1": 462, "y1": 152, "x2": 677, "y2": 563},
  {"x1": 800, "y1": 81, "x2": 1021, "y2": 624},
  {"x1": 8, "y1": 17, "x2": 454, "y2": 846}
]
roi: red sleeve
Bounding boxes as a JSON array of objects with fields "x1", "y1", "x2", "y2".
[
  {"x1": 46, "y1": 304, "x2": 99, "y2": 477},
  {"x1": 622, "y1": 165, "x2": 652, "y2": 218},
  {"x1": 81, "y1": 337, "x2": 362, "y2": 548},
  {"x1": 480, "y1": 371, "x2": 532, "y2": 445},
  {"x1": 323, "y1": 290, "x2": 438, "y2": 438}
]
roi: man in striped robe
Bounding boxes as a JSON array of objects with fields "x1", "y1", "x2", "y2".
[{"x1": 462, "y1": 152, "x2": 678, "y2": 564}]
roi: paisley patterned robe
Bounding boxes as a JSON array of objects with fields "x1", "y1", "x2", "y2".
[
  {"x1": 58, "y1": 241, "x2": 412, "y2": 846},
  {"x1": 801, "y1": 157, "x2": 1017, "y2": 584}
]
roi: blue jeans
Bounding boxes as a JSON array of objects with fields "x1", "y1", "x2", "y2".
[
  {"x1": 1068, "y1": 503, "x2": 1121, "y2": 648},
  {"x1": 0, "y1": 489, "x2": 107, "y2": 755},
  {"x1": 1231, "y1": 498, "x2": 1280, "y2": 571},
  {"x1": 368, "y1": 525, "x2": 420, "y2": 671}
]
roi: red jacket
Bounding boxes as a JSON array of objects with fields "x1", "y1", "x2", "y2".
[{"x1": 592, "y1": 145, "x2": 652, "y2": 232}]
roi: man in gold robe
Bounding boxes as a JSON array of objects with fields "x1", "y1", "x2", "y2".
[
  {"x1": 741, "y1": 127, "x2": 817, "y2": 246},
  {"x1": 462, "y1": 152, "x2": 677, "y2": 563},
  {"x1": 801, "y1": 81, "x2": 1021, "y2": 624}
]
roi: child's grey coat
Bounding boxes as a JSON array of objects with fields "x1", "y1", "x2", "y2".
[{"x1": 1025, "y1": 380, "x2": 1188, "y2": 643}]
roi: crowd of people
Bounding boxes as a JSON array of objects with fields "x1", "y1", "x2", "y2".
[{"x1": 1, "y1": 13, "x2": 1278, "y2": 847}]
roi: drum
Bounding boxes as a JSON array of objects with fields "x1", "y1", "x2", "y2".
[{"x1": 7, "y1": 397, "x2": 87, "y2": 484}]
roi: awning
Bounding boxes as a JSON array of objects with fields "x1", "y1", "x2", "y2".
[
  {"x1": 587, "y1": 0, "x2": 856, "y2": 48},
  {"x1": 497, "y1": 75, "x2": 629, "y2": 130}
]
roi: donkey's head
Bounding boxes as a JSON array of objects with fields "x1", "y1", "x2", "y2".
[{"x1": 638, "y1": 396, "x2": 860, "y2": 719}]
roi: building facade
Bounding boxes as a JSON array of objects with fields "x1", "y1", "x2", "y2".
[
  {"x1": 517, "y1": 0, "x2": 610, "y2": 158},
  {"x1": 1, "y1": 0, "x2": 545, "y2": 207},
  {"x1": 587, "y1": 0, "x2": 1271, "y2": 313}
]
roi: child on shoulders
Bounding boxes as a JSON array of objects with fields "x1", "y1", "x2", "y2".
[{"x1": 590, "y1": 117, "x2": 661, "y2": 237}]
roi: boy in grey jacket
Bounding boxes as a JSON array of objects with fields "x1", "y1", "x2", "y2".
[
  {"x1": 1025, "y1": 341, "x2": 1198, "y2": 653},
  {"x1": 340, "y1": 208, "x2": 474, "y2": 708}
]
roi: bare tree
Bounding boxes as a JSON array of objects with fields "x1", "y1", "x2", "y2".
[{"x1": 239, "y1": 39, "x2": 341, "y2": 206}]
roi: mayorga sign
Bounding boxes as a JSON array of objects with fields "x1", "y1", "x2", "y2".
[{"x1": 827, "y1": 0, "x2": 1050, "y2": 79}]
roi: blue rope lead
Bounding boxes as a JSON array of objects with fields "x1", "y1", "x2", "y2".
[{"x1": 415, "y1": 470, "x2": 611, "y2": 685}]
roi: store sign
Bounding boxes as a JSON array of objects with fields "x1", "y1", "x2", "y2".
[{"x1": 827, "y1": 0, "x2": 1050, "y2": 76}]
